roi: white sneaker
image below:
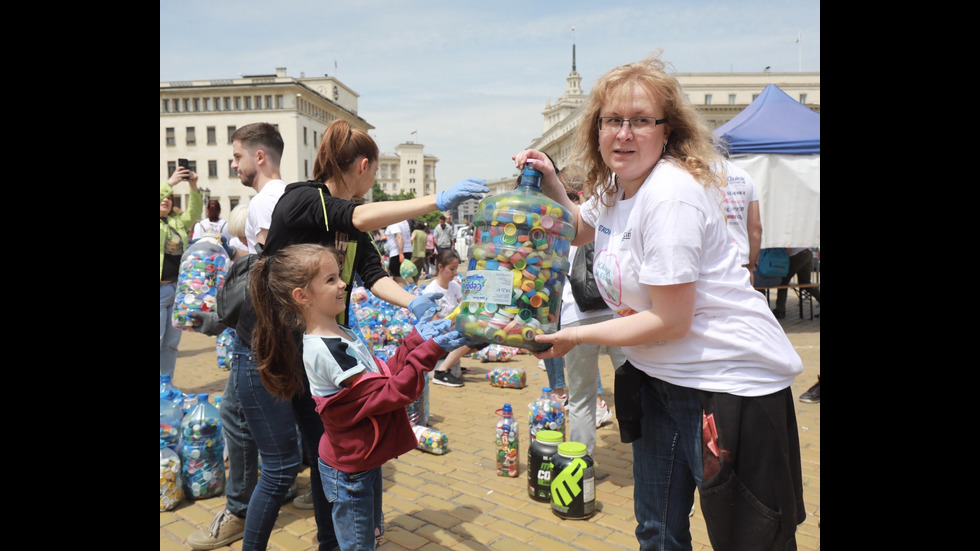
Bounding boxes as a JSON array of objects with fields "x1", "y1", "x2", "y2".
[{"x1": 596, "y1": 400, "x2": 612, "y2": 428}]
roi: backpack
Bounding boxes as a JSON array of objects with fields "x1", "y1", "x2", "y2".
[
  {"x1": 568, "y1": 242, "x2": 609, "y2": 312},
  {"x1": 215, "y1": 244, "x2": 261, "y2": 327},
  {"x1": 756, "y1": 248, "x2": 790, "y2": 278}
]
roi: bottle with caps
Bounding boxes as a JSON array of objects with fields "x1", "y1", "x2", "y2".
[
  {"x1": 405, "y1": 372, "x2": 430, "y2": 427},
  {"x1": 179, "y1": 393, "x2": 225, "y2": 499},
  {"x1": 160, "y1": 439, "x2": 183, "y2": 511},
  {"x1": 160, "y1": 397, "x2": 182, "y2": 452},
  {"x1": 412, "y1": 424, "x2": 449, "y2": 454},
  {"x1": 495, "y1": 403, "x2": 519, "y2": 477},
  {"x1": 160, "y1": 374, "x2": 183, "y2": 404},
  {"x1": 456, "y1": 164, "x2": 576, "y2": 351},
  {"x1": 172, "y1": 236, "x2": 230, "y2": 330},
  {"x1": 216, "y1": 327, "x2": 236, "y2": 370},
  {"x1": 550, "y1": 441, "x2": 596, "y2": 519},
  {"x1": 528, "y1": 386, "x2": 566, "y2": 443}
]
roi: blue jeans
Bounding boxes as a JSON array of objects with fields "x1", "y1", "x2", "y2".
[
  {"x1": 219, "y1": 357, "x2": 259, "y2": 519},
  {"x1": 231, "y1": 335, "x2": 338, "y2": 551},
  {"x1": 632, "y1": 375, "x2": 703, "y2": 551},
  {"x1": 318, "y1": 459, "x2": 383, "y2": 551},
  {"x1": 543, "y1": 357, "x2": 565, "y2": 390},
  {"x1": 159, "y1": 282, "x2": 181, "y2": 379}
]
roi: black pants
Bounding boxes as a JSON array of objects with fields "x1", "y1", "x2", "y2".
[{"x1": 775, "y1": 249, "x2": 820, "y2": 312}]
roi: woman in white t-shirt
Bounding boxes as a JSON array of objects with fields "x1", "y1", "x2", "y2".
[
  {"x1": 422, "y1": 249, "x2": 468, "y2": 387},
  {"x1": 513, "y1": 51, "x2": 806, "y2": 551}
]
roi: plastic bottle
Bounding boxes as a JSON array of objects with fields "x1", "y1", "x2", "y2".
[
  {"x1": 180, "y1": 392, "x2": 225, "y2": 499},
  {"x1": 528, "y1": 386, "x2": 566, "y2": 443},
  {"x1": 527, "y1": 429, "x2": 564, "y2": 502},
  {"x1": 456, "y1": 164, "x2": 576, "y2": 351},
  {"x1": 172, "y1": 236, "x2": 230, "y2": 329},
  {"x1": 160, "y1": 439, "x2": 183, "y2": 511},
  {"x1": 216, "y1": 327, "x2": 236, "y2": 370},
  {"x1": 495, "y1": 403, "x2": 520, "y2": 477},
  {"x1": 160, "y1": 374, "x2": 183, "y2": 404},
  {"x1": 413, "y1": 424, "x2": 449, "y2": 455},
  {"x1": 160, "y1": 397, "x2": 183, "y2": 452},
  {"x1": 551, "y1": 441, "x2": 596, "y2": 519},
  {"x1": 181, "y1": 393, "x2": 198, "y2": 417}
]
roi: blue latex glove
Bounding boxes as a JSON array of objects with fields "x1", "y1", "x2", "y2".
[
  {"x1": 409, "y1": 292, "x2": 443, "y2": 321},
  {"x1": 435, "y1": 178, "x2": 489, "y2": 211},
  {"x1": 186, "y1": 310, "x2": 227, "y2": 337},
  {"x1": 414, "y1": 307, "x2": 452, "y2": 341},
  {"x1": 433, "y1": 330, "x2": 473, "y2": 352}
]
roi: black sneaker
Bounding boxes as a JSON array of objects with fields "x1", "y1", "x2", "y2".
[
  {"x1": 799, "y1": 380, "x2": 820, "y2": 403},
  {"x1": 433, "y1": 370, "x2": 464, "y2": 387}
]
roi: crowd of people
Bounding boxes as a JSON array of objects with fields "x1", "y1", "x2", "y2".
[{"x1": 162, "y1": 50, "x2": 818, "y2": 551}]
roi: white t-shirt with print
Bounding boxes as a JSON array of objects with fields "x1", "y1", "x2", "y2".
[
  {"x1": 303, "y1": 326, "x2": 378, "y2": 398},
  {"x1": 718, "y1": 160, "x2": 759, "y2": 266},
  {"x1": 579, "y1": 160, "x2": 802, "y2": 397},
  {"x1": 423, "y1": 279, "x2": 463, "y2": 318}
]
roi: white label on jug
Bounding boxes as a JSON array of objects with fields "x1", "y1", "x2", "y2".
[{"x1": 461, "y1": 271, "x2": 513, "y2": 304}]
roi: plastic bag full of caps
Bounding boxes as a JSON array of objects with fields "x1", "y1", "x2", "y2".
[
  {"x1": 172, "y1": 236, "x2": 229, "y2": 329},
  {"x1": 350, "y1": 284, "x2": 419, "y2": 353},
  {"x1": 486, "y1": 366, "x2": 527, "y2": 389}
]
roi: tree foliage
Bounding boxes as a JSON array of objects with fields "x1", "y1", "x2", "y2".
[{"x1": 370, "y1": 182, "x2": 441, "y2": 228}]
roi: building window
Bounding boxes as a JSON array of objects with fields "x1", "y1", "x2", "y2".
[
  {"x1": 244, "y1": 96, "x2": 251, "y2": 110},
  {"x1": 313, "y1": 131, "x2": 318, "y2": 148},
  {"x1": 207, "y1": 126, "x2": 216, "y2": 145},
  {"x1": 208, "y1": 160, "x2": 218, "y2": 178},
  {"x1": 193, "y1": 98, "x2": 201, "y2": 112},
  {"x1": 704, "y1": 94, "x2": 712, "y2": 105},
  {"x1": 254, "y1": 95, "x2": 262, "y2": 109},
  {"x1": 235, "y1": 97, "x2": 242, "y2": 110},
  {"x1": 799, "y1": 93, "x2": 807, "y2": 104},
  {"x1": 163, "y1": 99, "x2": 170, "y2": 113},
  {"x1": 224, "y1": 97, "x2": 231, "y2": 110},
  {"x1": 304, "y1": 160, "x2": 309, "y2": 179},
  {"x1": 166, "y1": 127, "x2": 175, "y2": 146},
  {"x1": 275, "y1": 95, "x2": 283, "y2": 109},
  {"x1": 728, "y1": 94, "x2": 736, "y2": 105},
  {"x1": 752, "y1": 94, "x2": 760, "y2": 102},
  {"x1": 203, "y1": 98, "x2": 210, "y2": 111},
  {"x1": 265, "y1": 95, "x2": 272, "y2": 110},
  {"x1": 227, "y1": 126, "x2": 236, "y2": 144},
  {"x1": 167, "y1": 160, "x2": 177, "y2": 175},
  {"x1": 188, "y1": 160, "x2": 198, "y2": 174},
  {"x1": 228, "y1": 160, "x2": 237, "y2": 177},
  {"x1": 304, "y1": 127, "x2": 308, "y2": 145},
  {"x1": 186, "y1": 127, "x2": 196, "y2": 145},
  {"x1": 229, "y1": 197, "x2": 240, "y2": 210}
]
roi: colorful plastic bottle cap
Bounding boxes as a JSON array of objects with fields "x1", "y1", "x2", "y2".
[
  {"x1": 467, "y1": 302, "x2": 480, "y2": 313},
  {"x1": 501, "y1": 233, "x2": 516, "y2": 245},
  {"x1": 492, "y1": 330, "x2": 506, "y2": 343},
  {"x1": 504, "y1": 223, "x2": 517, "y2": 236},
  {"x1": 518, "y1": 308, "x2": 533, "y2": 322},
  {"x1": 529, "y1": 295, "x2": 543, "y2": 308},
  {"x1": 540, "y1": 215, "x2": 554, "y2": 229},
  {"x1": 522, "y1": 327, "x2": 537, "y2": 341},
  {"x1": 484, "y1": 302, "x2": 498, "y2": 313},
  {"x1": 521, "y1": 280, "x2": 535, "y2": 292},
  {"x1": 529, "y1": 228, "x2": 545, "y2": 242},
  {"x1": 505, "y1": 334, "x2": 525, "y2": 347},
  {"x1": 486, "y1": 259, "x2": 499, "y2": 270},
  {"x1": 535, "y1": 279, "x2": 546, "y2": 291},
  {"x1": 513, "y1": 258, "x2": 526, "y2": 270},
  {"x1": 513, "y1": 212, "x2": 526, "y2": 224}
]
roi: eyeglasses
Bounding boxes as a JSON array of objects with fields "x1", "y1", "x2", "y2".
[{"x1": 596, "y1": 116, "x2": 668, "y2": 133}]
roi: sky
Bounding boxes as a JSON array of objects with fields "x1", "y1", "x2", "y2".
[{"x1": 160, "y1": 0, "x2": 819, "y2": 193}]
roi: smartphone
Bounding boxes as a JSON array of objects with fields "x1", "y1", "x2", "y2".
[{"x1": 178, "y1": 158, "x2": 189, "y2": 180}]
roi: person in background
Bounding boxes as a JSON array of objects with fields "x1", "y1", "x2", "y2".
[
  {"x1": 431, "y1": 214, "x2": 454, "y2": 254},
  {"x1": 160, "y1": 165, "x2": 202, "y2": 380},
  {"x1": 719, "y1": 159, "x2": 762, "y2": 284},
  {"x1": 516, "y1": 51, "x2": 806, "y2": 550},
  {"x1": 425, "y1": 223, "x2": 437, "y2": 277},
  {"x1": 556, "y1": 164, "x2": 625, "y2": 450},
  {"x1": 772, "y1": 247, "x2": 821, "y2": 319},
  {"x1": 411, "y1": 219, "x2": 429, "y2": 281},
  {"x1": 225, "y1": 204, "x2": 250, "y2": 263},
  {"x1": 185, "y1": 122, "x2": 293, "y2": 551},
  {"x1": 193, "y1": 199, "x2": 233, "y2": 246},
  {"x1": 384, "y1": 218, "x2": 412, "y2": 285},
  {"x1": 423, "y1": 249, "x2": 468, "y2": 387},
  {"x1": 250, "y1": 243, "x2": 472, "y2": 550}
]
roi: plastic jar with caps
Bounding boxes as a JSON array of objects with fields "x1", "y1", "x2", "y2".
[
  {"x1": 179, "y1": 393, "x2": 225, "y2": 499},
  {"x1": 160, "y1": 374, "x2": 183, "y2": 404},
  {"x1": 172, "y1": 236, "x2": 230, "y2": 329},
  {"x1": 456, "y1": 165, "x2": 575, "y2": 351},
  {"x1": 486, "y1": 366, "x2": 527, "y2": 388},
  {"x1": 550, "y1": 441, "x2": 596, "y2": 519},
  {"x1": 527, "y1": 429, "x2": 564, "y2": 502},
  {"x1": 528, "y1": 386, "x2": 566, "y2": 442},
  {"x1": 160, "y1": 439, "x2": 183, "y2": 511},
  {"x1": 216, "y1": 327, "x2": 236, "y2": 369},
  {"x1": 412, "y1": 424, "x2": 449, "y2": 454},
  {"x1": 495, "y1": 403, "x2": 519, "y2": 477},
  {"x1": 160, "y1": 397, "x2": 182, "y2": 452}
]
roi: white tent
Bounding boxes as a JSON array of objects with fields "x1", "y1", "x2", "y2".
[{"x1": 715, "y1": 84, "x2": 820, "y2": 248}]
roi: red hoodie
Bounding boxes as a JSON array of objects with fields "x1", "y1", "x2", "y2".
[{"x1": 311, "y1": 328, "x2": 445, "y2": 472}]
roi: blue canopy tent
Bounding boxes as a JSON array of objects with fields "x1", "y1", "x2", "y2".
[{"x1": 714, "y1": 84, "x2": 820, "y2": 248}]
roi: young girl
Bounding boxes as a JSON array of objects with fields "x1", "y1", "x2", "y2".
[
  {"x1": 423, "y1": 249, "x2": 469, "y2": 386},
  {"x1": 250, "y1": 243, "x2": 469, "y2": 550}
]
